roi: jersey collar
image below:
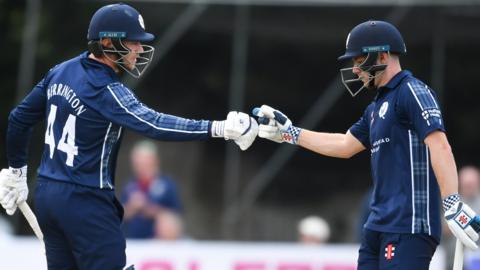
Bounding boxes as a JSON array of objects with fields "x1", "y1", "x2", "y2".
[
  {"x1": 375, "y1": 70, "x2": 411, "y2": 100},
  {"x1": 80, "y1": 51, "x2": 119, "y2": 87},
  {"x1": 384, "y1": 70, "x2": 411, "y2": 89}
]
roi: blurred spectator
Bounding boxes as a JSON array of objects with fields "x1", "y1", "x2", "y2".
[
  {"x1": 442, "y1": 165, "x2": 480, "y2": 269},
  {"x1": 153, "y1": 209, "x2": 184, "y2": 241},
  {"x1": 297, "y1": 215, "x2": 330, "y2": 245},
  {"x1": 458, "y1": 166, "x2": 480, "y2": 209},
  {"x1": 121, "y1": 140, "x2": 182, "y2": 239}
]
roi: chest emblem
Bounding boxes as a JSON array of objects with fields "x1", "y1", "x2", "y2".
[{"x1": 379, "y1": 101, "x2": 389, "y2": 119}]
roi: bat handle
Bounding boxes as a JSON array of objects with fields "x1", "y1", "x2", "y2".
[{"x1": 453, "y1": 239, "x2": 464, "y2": 270}]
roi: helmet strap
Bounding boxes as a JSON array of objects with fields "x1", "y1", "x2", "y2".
[{"x1": 362, "y1": 52, "x2": 388, "y2": 90}]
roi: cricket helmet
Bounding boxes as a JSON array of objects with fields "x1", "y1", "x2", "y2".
[
  {"x1": 338, "y1": 20, "x2": 406, "y2": 61},
  {"x1": 87, "y1": 3, "x2": 154, "y2": 42},
  {"x1": 338, "y1": 20, "x2": 406, "y2": 97},
  {"x1": 87, "y1": 3, "x2": 155, "y2": 78}
]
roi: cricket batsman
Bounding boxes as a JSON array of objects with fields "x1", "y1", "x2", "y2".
[
  {"x1": 253, "y1": 20, "x2": 480, "y2": 269},
  {"x1": 0, "y1": 3, "x2": 258, "y2": 270}
]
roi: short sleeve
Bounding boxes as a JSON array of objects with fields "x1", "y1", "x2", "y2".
[
  {"x1": 349, "y1": 105, "x2": 372, "y2": 149},
  {"x1": 397, "y1": 80, "x2": 445, "y2": 141}
]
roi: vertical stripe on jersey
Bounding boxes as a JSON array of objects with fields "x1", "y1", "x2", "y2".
[
  {"x1": 407, "y1": 81, "x2": 441, "y2": 127},
  {"x1": 408, "y1": 129, "x2": 431, "y2": 235},
  {"x1": 100, "y1": 123, "x2": 121, "y2": 189},
  {"x1": 100, "y1": 123, "x2": 112, "y2": 188},
  {"x1": 426, "y1": 144, "x2": 431, "y2": 235},
  {"x1": 409, "y1": 130, "x2": 415, "y2": 234},
  {"x1": 407, "y1": 81, "x2": 439, "y2": 110}
]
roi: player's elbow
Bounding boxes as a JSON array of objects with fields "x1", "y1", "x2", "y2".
[
  {"x1": 336, "y1": 148, "x2": 357, "y2": 159},
  {"x1": 8, "y1": 108, "x2": 30, "y2": 132},
  {"x1": 425, "y1": 131, "x2": 452, "y2": 154},
  {"x1": 340, "y1": 152, "x2": 355, "y2": 159},
  {"x1": 8, "y1": 108, "x2": 18, "y2": 126}
]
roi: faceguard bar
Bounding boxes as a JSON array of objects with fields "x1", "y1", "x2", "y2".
[
  {"x1": 339, "y1": 51, "x2": 388, "y2": 97},
  {"x1": 101, "y1": 38, "x2": 155, "y2": 78}
]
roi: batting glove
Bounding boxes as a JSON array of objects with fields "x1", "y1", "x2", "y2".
[
  {"x1": 0, "y1": 166, "x2": 28, "y2": 216},
  {"x1": 210, "y1": 111, "x2": 259, "y2": 150},
  {"x1": 444, "y1": 194, "x2": 480, "y2": 250},
  {"x1": 252, "y1": 105, "x2": 301, "y2": 145}
]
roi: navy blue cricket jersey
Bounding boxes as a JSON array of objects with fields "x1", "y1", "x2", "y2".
[
  {"x1": 349, "y1": 70, "x2": 444, "y2": 241},
  {"x1": 7, "y1": 52, "x2": 211, "y2": 189}
]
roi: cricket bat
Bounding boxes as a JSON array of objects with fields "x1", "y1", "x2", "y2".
[{"x1": 453, "y1": 239, "x2": 464, "y2": 270}]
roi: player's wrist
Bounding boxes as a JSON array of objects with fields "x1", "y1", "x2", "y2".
[
  {"x1": 9, "y1": 165, "x2": 27, "y2": 180},
  {"x1": 443, "y1": 193, "x2": 460, "y2": 212},
  {"x1": 282, "y1": 125, "x2": 302, "y2": 145},
  {"x1": 210, "y1": 120, "x2": 225, "y2": 138}
]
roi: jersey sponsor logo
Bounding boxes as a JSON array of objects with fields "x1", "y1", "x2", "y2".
[
  {"x1": 384, "y1": 244, "x2": 395, "y2": 260},
  {"x1": 378, "y1": 101, "x2": 389, "y2": 119},
  {"x1": 421, "y1": 108, "x2": 442, "y2": 121},
  {"x1": 370, "y1": 137, "x2": 390, "y2": 154}
]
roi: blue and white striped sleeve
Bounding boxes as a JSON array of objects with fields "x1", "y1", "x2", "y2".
[
  {"x1": 100, "y1": 83, "x2": 211, "y2": 141},
  {"x1": 399, "y1": 80, "x2": 445, "y2": 140}
]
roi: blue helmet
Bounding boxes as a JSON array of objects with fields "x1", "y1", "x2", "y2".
[
  {"x1": 338, "y1": 20, "x2": 406, "y2": 61},
  {"x1": 87, "y1": 3, "x2": 154, "y2": 42},
  {"x1": 87, "y1": 3, "x2": 155, "y2": 78},
  {"x1": 338, "y1": 20, "x2": 406, "y2": 97}
]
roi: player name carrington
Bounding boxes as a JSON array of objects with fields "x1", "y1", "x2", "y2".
[{"x1": 47, "y1": 83, "x2": 87, "y2": 116}]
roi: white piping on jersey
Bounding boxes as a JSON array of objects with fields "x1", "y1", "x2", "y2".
[
  {"x1": 425, "y1": 85, "x2": 442, "y2": 125},
  {"x1": 425, "y1": 85, "x2": 439, "y2": 109},
  {"x1": 100, "y1": 122, "x2": 112, "y2": 188},
  {"x1": 407, "y1": 82, "x2": 424, "y2": 110},
  {"x1": 426, "y1": 144, "x2": 431, "y2": 235},
  {"x1": 107, "y1": 85, "x2": 207, "y2": 134},
  {"x1": 409, "y1": 129, "x2": 415, "y2": 234},
  {"x1": 117, "y1": 127, "x2": 123, "y2": 140},
  {"x1": 407, "y1": 82, "x2": 430, "y2": 126}
]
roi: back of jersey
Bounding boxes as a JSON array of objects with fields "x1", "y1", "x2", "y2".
[{"x1": 38, "y1": 54, "x2": 122, "y2": 189}]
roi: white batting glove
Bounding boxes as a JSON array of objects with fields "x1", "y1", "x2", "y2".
[
  {"x1": 444, "y1": 194, "x2": 480, "y2": 250},
  {"x1": 252, "y1": 105, "x2": 301, "y2": 144},
  {"x1": 210, "y1": 111, "x2": 259, "y2": 150},
  {"x1": 0, "y1": 166, "x2": 28, "y2": 216}
]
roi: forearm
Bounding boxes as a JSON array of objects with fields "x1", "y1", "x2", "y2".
[
  {"x1": 297, "y1": 129, "x2": 357, "y2": 158},
  {"x1": 429, "y1": 143, "x2": 458, "y2": 199}
]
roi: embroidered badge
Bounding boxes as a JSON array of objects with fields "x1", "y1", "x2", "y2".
[{"x1": 379, "y1": 101, "x2": 389, "y2": 119}]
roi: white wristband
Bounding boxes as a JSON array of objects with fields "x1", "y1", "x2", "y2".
[{"x1": 211, "y1": 121, "x2": 225, "y2": 138}]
